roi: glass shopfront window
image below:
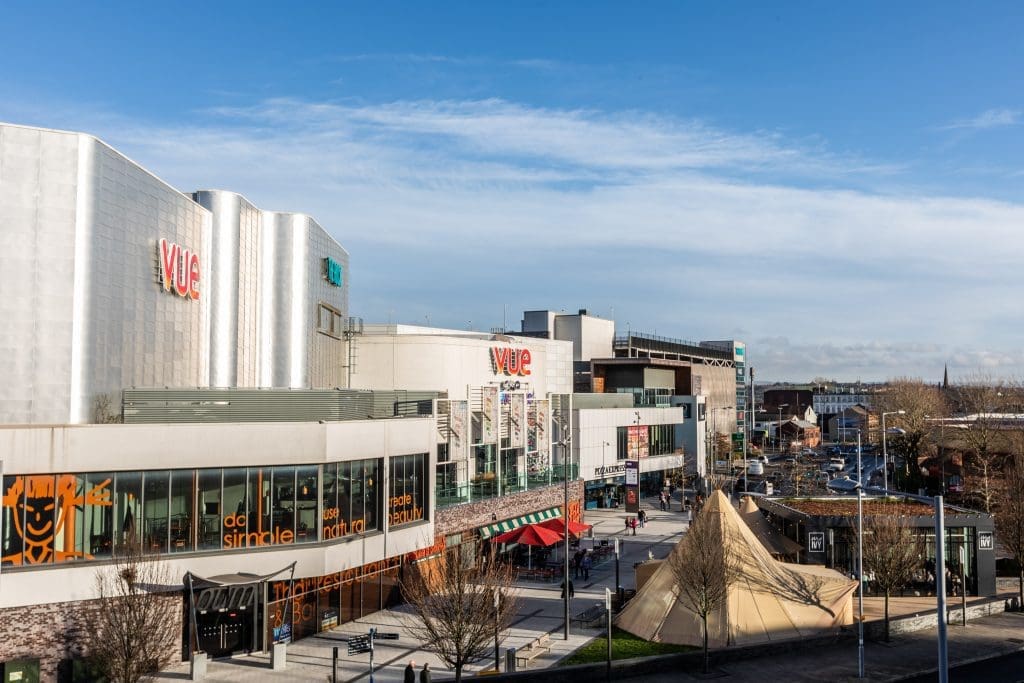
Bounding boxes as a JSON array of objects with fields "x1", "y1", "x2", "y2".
[
  {"x1": 115, "y1": 471, "x2": 142, "y2": 553},
  {"x1": 197, "y1": 469, "x2": 222, "y2": 550},
  {"x1": 389, "y1": 454, "x2": 427, "y2": 528},
  {"x1": 170, "y1": 470, "x2": 193, "y2": 553},
  {"x1": 295, "y1": 466, "x2": 319, "y2": 543},
  {"x1": 143, "y1": 471, "x2": 170, "y2": 554},
  {"x1": 0, "y1": 456, "x2": 397, "y2": 568}
]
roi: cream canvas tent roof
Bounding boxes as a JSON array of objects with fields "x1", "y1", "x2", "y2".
[
  {"x1": 616, "y1": 490, "x2": 857, "y2": 648},
  {"x1": 739, "y1": 495, "x2": 804, "y2": 559}
]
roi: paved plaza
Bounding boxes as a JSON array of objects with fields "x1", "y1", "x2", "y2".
[{"x1": 155, "y1": 496, "x2": 1022, "y2": 682}]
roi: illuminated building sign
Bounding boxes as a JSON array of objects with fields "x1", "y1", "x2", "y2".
[
  {"x1": 158, "y1": 238, "x2": 200, "y2": 300},
  {"x1": 324, "y1": 257, "x2": 344, "y2": 287},
  {"x1": 491, "y1": 347, "x2": 531, "y2": 376}
]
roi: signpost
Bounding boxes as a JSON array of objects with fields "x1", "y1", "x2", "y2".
[
  {"x1": 625, "y1": 460, "x2": 640, "y2": 513},
  {"x1": 346, "y1": 628, "x2": 399, "y2": 683}
]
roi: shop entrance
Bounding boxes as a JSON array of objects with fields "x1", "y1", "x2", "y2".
[{"x1": 197, "y1": 610, "x2": 253, "y2": 658}]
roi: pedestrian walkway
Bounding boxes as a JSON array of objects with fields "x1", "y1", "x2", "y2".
[
  {"x1": 155, "y1": 494, "x2": 1016, "y2": 682},
  {"x1": 155, "y1": 497, "x2": 689, "y2": 682}
]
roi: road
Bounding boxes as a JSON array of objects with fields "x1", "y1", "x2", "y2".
[{"x1": 896, "y1": 649, "x2": 1024, "y2": 682}]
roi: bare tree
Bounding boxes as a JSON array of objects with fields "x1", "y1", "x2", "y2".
[
  {"x1": 877, "y1": 378, "x2": 948, "y2": 493},
  {"x1": 996, "y1": 443, "x2": 1024, "y2": 610},
  {"x1": 401, "y1": 546, "x2": 519, "y2": 682},
  {"x1": 668, "y1": 504, "x2": 742, "y2": 673},
  {"x1": 953, "y1": 375, "x2": 1009, "y2": 512},
  {"x1": 860, "y1": 514, "x2": 924, "y2": 641},
  {"x1": 89, "y1": 541, "x2": 181, "y2": 683}
]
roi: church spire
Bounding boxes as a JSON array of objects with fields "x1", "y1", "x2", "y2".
[{"x1": 943, "y1": 363, "x2": 949, "y2": 390}]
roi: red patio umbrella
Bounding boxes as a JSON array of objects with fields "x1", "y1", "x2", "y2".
[
  {"x1": 493, "y1": 523, "x2": 563, "y2": 570},
  {"x1": 493, "y1": 523, "x2": 562, "y2": 547},
  {"x1": 536, "y1": 517, "x2": 592, "y2": 538}
]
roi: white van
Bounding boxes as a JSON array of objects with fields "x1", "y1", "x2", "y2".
[{"x1": 746, "y1": 460, "x2": 765, "y2": 476}]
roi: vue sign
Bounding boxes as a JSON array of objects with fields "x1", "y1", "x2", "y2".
[
  {"x1": 324, "y1": 257, "x2": 343, "y2": 287},
  {"x1": 158, "y1": 238, "x2": 200, "y2": 300},
  {"x1": 491, "y1": 347, "x2": 531, "y2": 376}
]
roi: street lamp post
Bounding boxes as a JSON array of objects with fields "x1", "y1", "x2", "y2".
[
  {"x1": 559, "y1": 416, "x2": 572, "y2": 641},
  {"x1": 856, "y1": 431, "x2": 865, "y2": 679},
  {"x1": 614, "y1": 537, "x2": 620, "y2": 599},
  {"x1": 776, "y1": 404, "x2": 789, "y2": 454},
  {"x1": 882, "y1": 410, "x2": 905, "y2": 492},
  {"x1": 493, "y1": 587, "x2": 500, "y2": 672}
]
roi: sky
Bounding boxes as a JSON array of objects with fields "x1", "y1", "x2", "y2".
[{"x1": 2, "y1": 1, "x2": 1023, "y2": 382}]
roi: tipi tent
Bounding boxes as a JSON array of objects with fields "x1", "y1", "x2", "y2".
[{"x1": 616, "y1": 490, "x2": 856, "y2": 647}]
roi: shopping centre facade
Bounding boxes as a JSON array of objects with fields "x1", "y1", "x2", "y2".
[{"x1": 0, "y1": 123, "x2": 587, "y2": 678}]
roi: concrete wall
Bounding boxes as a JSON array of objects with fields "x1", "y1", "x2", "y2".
[{"x1": 350, "y1": 332, "x2": 573, "y2": 399}]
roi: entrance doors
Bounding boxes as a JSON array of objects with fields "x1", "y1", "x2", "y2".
[{"x1": 197, "y1": 611, "x2": 252, "y2": 658}]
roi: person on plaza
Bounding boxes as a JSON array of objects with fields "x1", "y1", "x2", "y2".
[
  {"x1": 638, "y1": 509, "x2": 646, "y2": 527},
  {"x1": 560, "y1": 576, "x2": 575, "y2": 599},
  {"x1": 630, "y1": 517, "x2": 637, "y2": 535},
  {"x1": 405, "y1": 661, "x2": 416, "y2": 683},
  {"x1": 420, "y1": 663, "x2": 431, "y2": 683},
  {"x1": 572, "y1": 549, "x2": 582, "y2": 579},
  {"x1": 659, "y1": 495, "x2": 666, "y2": 512},
  {"x1": 625, "y1": 516, "x2": 630, "y2": 533},
  {"x1": 581, "y1": 551, "x2": 592, "y2": 580}
]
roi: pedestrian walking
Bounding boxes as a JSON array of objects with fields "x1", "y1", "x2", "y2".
[
  {"x1": 630, "y1": 517, "x2": 637, "y2": 535},
  {"x1": 581, "y1": 552, "x2": 592, "y2": 580},
  {"x1": 405, "y1": 661, "x2": 416, "y2": 683},
  {"x1": 420, "y1": 663, "x2": 431, "y2": 683},
  {"x1": 659, "y1": 495, "x2": 666, "y2": 512},
  {"x1": 560, "y1": 577, "x2": 575, "y2": 599},
  {"x1": 625, "y1": 516, "x2": 630, "y2": 533},
  {"x1": 572, "y1": 549, "x2": 582, "y2": 579},
  {"x1": 639, "y1": 509, "x2": 646, "y2": 527}
]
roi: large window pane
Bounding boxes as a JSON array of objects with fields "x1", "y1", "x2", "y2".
[
  {"x1": 273, "y1": 466, "x2": 296, "y2": 543},
  {"x1": 365, "y1": 459, "x2": 380, "y2": 532},
  {"x1": 85, "y1": 472, "x2": 114, "y2": 559},
  {"x1": 222, "y1": 468, "x2": 247, "y2": 548},
  {"x1": 197, "y1": 469, "x2": 222, "y2": 550},
  {"x1": 53, "y1": 475, "x2": 85, "y2": 563},
  {"x1": 322, "y1": 463, "x2": 340, "y2": 539},
  {"x1": 389, "y1": 454, "x2": 426, "y2": 529},
  {"x1": 351, "y1": 461, "x2": 366, "y2": 531},
  {"x1": 143, "y1": 471, "x2": 170, "y2": 554},
  {"x1": 170, "y1": 470, "x2": 194, "y2": 552},
  {"x1": 295, "y1": 465, "x2": 318, "y2": 543},
  {"x1": 2, "y1": 475, "x2": 24, "y2": 565},
  {"x1": 115, "y1": 472, "x2": 142, "y2": 554},
  {"x1": 252, "y1": 467, "x2": 273, "y2": 544},
  {"x1": 338, "y1": 461, "x2": 351, "y2": 531}
]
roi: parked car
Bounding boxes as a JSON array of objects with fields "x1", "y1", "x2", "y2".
[
  {"x1": 826, "y1": 458, "x2": 845, "y2": 473},
  {"x1": 746, "y1": 460, "x2": 765, "y2": 476}
]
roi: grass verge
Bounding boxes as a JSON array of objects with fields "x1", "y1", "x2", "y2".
[{"x1": 559, "y1": 627, "x2": 696, "y2": 665}]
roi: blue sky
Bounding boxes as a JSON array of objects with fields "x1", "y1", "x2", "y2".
[{"x1": 3, "y1": 1, "x2": 1023, "y2": 381}]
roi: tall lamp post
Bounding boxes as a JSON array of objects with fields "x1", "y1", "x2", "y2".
[
  {"x1": 493, "y1": 587, "x2": 500, "y2": 672},
  {"x1": 881, "y1": 410, "x2": 905, "y2": 492},
  {"x1": 856, "y1": 431, "x2": 865, "y2": 678},
  {"x1": 776, "y1": 404, "x2": 789, "y2": 454},
  {"x1": 558, "y1": 415, "x2": 572, "y2": 641}
]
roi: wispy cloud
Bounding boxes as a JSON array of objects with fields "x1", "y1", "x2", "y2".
[
  {"x1": 939, "y1": 107, "x2": 1021, "y2": 131},
  {"x1": 35, "y1": 95, "x2": 1024, "y2": 381}
]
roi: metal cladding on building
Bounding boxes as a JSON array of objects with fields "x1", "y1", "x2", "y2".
[{"x1": 0, "y1": 123, "x2": 348, "y2": 424}]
